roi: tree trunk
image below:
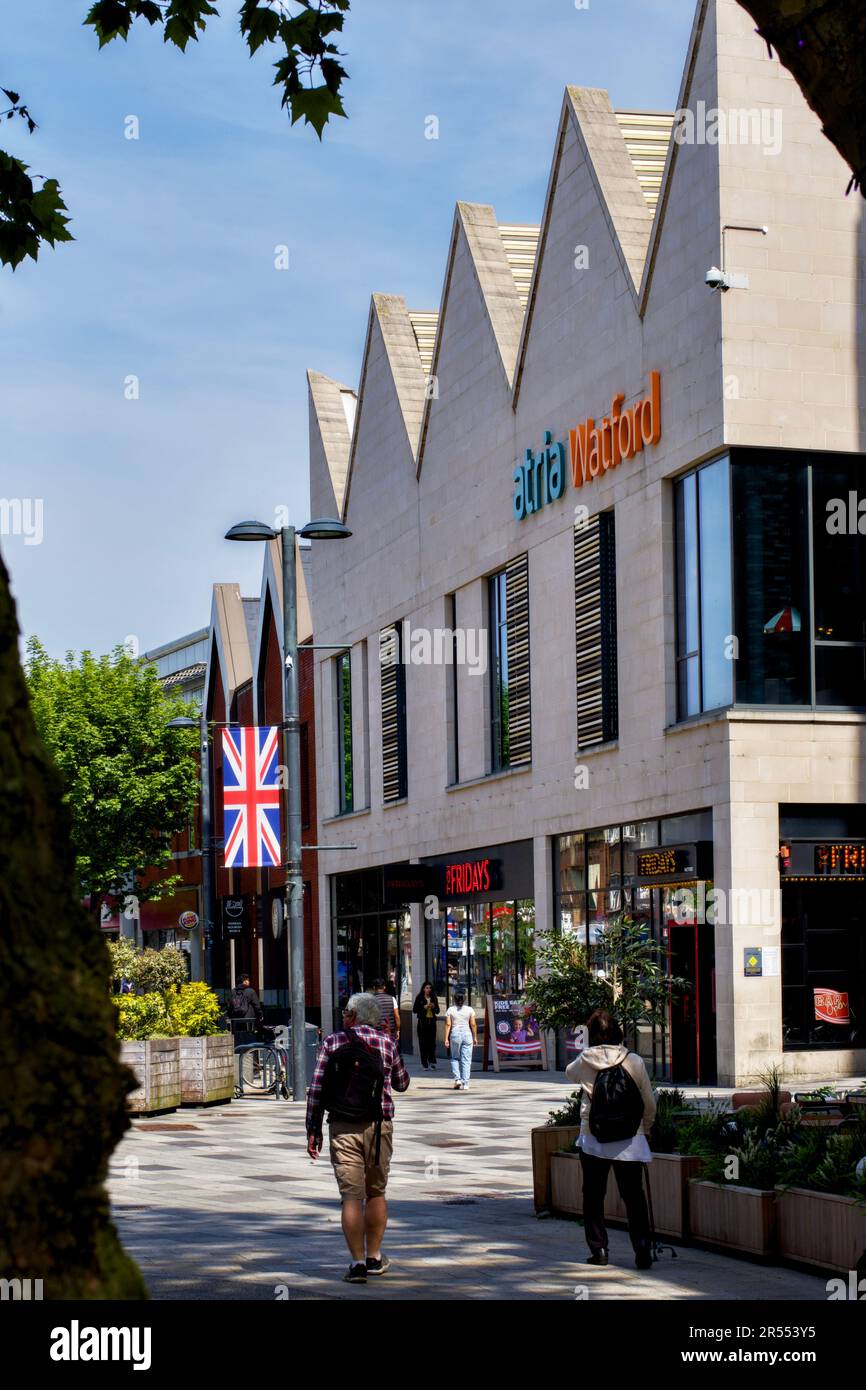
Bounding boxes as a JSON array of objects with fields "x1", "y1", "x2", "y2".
[
  {"x1": 0, "y1": 555, "x2": 146, "y2": 1298},
  {"x1": 737, "y1": 0, "x2": 866, "y2": 193}
]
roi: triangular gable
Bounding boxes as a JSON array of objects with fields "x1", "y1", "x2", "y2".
[
  {"x1": 416, "y1": 202, "x2": 527, "y2": 477},
  {"x1": 251, "y1": 535, "x2": 312, "y2": 722},
  {"x1": 341, "y1": 294, "x2": 427, "y2": 524},
  {"x1": 513, "y1": 88, "x2": 656, "y2": 405},
  {"x1": 205, "y1": 583, "x2": 253, "y2": 720},
  {"x1": 308, "y1": 370, "x2": 355, "y2": 520}
]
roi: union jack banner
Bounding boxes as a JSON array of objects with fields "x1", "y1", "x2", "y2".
[{"x1": 221, "y1": 726, "x2": 282, "y2": 868}]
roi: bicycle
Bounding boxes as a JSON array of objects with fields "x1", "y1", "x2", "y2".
[{"x1": 233, "y1": 1040, "x2": 290, "y2": 1100}]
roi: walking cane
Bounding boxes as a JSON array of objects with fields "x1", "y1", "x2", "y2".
[{"x1": 643, "y1": 1163, "x2": 676, "y2": 1261}]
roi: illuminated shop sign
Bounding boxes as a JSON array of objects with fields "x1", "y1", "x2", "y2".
[
  {"x1": 634, "y1": 842, "x2": 712, "y2": 884},
  {"x1": 513, "y1": 372, "x2": 661, "y2": 520},
  {"x1": 779, "y1": 841, "x2": 866, "y2": 879},
  {"x1": 444, "y1": 858, "x2": 503, "y2": 897}
]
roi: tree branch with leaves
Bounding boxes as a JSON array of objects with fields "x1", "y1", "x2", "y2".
[{"x1": 1, "y1": 1, "x2": 350, "y2": 270}]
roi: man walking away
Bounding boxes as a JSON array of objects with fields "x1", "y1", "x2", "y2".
[
  {"x1": 306, "y1": 992, "x2": 410, "y2": 1284},
  {"x1": 371, "y1": 977, "x2": 400, "y2": 1043}
]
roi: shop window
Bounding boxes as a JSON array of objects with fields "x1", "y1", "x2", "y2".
[
  {"x1": 335, "y1": 651, "x2": 353, "y2": 814},
  {"x1": 782, "y1": 883, "x2": 866, "y2": 1049},
  {"x1": 575, "y1": 511, "x2": 618, "y2": 747},
  {"x1": 811, "y1": 462, "x2": 866, "y2": 705},
  {"x1": 675, "y1": 457, "x2": 734, "y2": 718},
  {"x1": 380, "y1": 622, "x2": 407, "y2": 802},
  {"x1": 558, "y1": 833, "x2": 586, "y2": 895}
]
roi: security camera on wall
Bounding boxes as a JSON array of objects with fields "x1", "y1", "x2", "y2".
[{"x1": 705, "y1": 265, "x2": 749, "y2": 292}]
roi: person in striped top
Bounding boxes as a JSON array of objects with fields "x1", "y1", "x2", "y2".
[{"x1": 371, "y1": 977, "x2": 401, "y2": 1042}]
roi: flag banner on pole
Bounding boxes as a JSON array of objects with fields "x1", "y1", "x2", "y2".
[{"x1": 221, "y1": 726, "x2": 281, "y2": 868}]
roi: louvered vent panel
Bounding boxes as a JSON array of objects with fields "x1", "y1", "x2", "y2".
[{"x1": 506, "y1": 553, "x2": 531, "y2": 766}]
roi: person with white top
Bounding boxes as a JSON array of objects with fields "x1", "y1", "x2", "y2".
[
  {"x1": 443, "y1": 992, "x2": 477, "y2": 1091},
  {"x1": 565, "y1": 1008, "x2": 656, "y2": 1270}
]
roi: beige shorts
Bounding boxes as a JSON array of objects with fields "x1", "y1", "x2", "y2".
[{"x1": 329, "y1": 1119, "x2": 394, "y2": 1201}]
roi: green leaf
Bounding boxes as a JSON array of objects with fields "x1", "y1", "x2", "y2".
[
  {"x1": 287, "y1": 83, "x2": 346, "y2": 136},
  {"x1": 83, "y1": 0, "x2": 135, "y2": 46}
]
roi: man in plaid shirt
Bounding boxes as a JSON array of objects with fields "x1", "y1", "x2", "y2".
[{"x1": 306, "y1": 992, "x2": 410, "y2": 1284}]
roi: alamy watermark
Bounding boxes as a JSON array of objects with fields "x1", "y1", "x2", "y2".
[
  {"x1": 0, "y1": 497, "x2": 43, "y2": 545},
  {"x1": 673, "y1": 101, "x2": 783, "y2": 157},
  {"x1": 379, "y1": 619, "x2": 487, "y2": 676}
]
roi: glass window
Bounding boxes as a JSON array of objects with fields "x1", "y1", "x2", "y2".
[
  {"x1": 587, "y1": 826, "x2": 621, "y2": 892},
  {"x1": 336, "y1": 651, "x2": 353, "y2": 813},
  {"x1": 469, "y1": 903, "x2": 492, "y2": 1007},
  {"x1": 675, "y1": 457, "x2": 733, "y2": 717},
  {"x1": 558, "y1": 893, "x2": 586, "y2": 941},
  {"x1": 516, "y1": 899, "x2": 536, "y2": 989},
  {"x1": 782, "y1": 884, "x2": 865, "y2": 1049},
  {"x1": 489, "y1": 571, "x2": 510, "y2": 771},
  {"x1": 490, "y1": 901, "x2": 514, "y2": 993},
  {"x1": 558, "y1": 833, "x2": 586, "y2": 894},
  {"x1": 732, "y1": 457, "x2": 810, "y2": 704},
  {"x1": 622, "y1": 821, "x2": 658, "y2": 885},
  {"x1": 699, "y1": 459, "x2": 733, "y2": 710}
]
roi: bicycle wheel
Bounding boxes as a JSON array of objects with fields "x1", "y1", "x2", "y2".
[{"x1": 239, "y1": 1045, "x2": 276, "y2": 1092}]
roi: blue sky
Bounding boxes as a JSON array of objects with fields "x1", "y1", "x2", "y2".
[{"x1": 1, "y1": 0, "x2": 694, "y2": 657}]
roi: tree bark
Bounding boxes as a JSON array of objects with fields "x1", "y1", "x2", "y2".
[
  {"x1": 737, "y1": 0, "x2": 866, "y2": 193},
  {"x1": 0, "y1": 556, "x2": 146, "y2": 1298}
]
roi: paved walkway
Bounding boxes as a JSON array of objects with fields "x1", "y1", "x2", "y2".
[{"x1": 109, "y1": 1061, "x2": 831, "y2": 1301}]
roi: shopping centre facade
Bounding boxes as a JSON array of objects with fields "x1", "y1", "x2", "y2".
[{"x1": 306, "y1": 0, "x2": 866, "y2": 1085}]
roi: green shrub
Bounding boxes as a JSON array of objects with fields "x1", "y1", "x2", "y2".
[
  {"x1": 131, "y1": 945, "x2": 188, "y2": 994},
  {"x1": 650, "y1": 1088, "x2": 693, "y2": 1154},
  {"x1": 167, "y1": 982, "x2": 225, "y2": 1038},
  {"x1": 547, "y1": 1090, "x2": 584, "y2": 1127},
  {"x1": 113, "y1": 992, "x2": 169, "y2": 1041}
]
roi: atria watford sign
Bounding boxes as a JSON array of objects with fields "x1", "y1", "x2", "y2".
[{"x1": 514, "y1": 371, "x2": 661, "y2": 520}]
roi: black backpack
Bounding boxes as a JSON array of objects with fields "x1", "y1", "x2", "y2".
[
  {"x1": 321, "y1": 1029, "x2": 385, "y2": 1127},
  {"x1": 589, "y1": 1057, "x2": 645, "y2": 1143},
  {"x1": 229, "y1": 987, "x2": 248, "y2": 1018}
]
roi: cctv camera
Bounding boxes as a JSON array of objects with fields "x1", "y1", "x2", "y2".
[
  {"x1": 285, "y1": 654, "x2": 294, "y2": 670},
  {"x1": 705, "y1": 266, "x2": 728, "y2": 291}
]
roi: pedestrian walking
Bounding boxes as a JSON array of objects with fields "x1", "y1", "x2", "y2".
[
  {"x1": 412, "y1": 981, "x2": 440, "y2": 1069},
  {"x1": 306, "y1": 992, "x2": 410, "y2": 1284},
  {"x1": 371, "y1": 977, "x2": 400, "y2": 1043},
  {"x1": 565, "y1": 1008, "x2": 656, "y2": 1270},
  {"x1": 444, "y1": 991, "x2": 477, "y2": 1090}
]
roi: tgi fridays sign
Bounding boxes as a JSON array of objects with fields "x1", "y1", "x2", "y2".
[{"x1": 513, "y1": 372, "x2": 661, "y2": 520}]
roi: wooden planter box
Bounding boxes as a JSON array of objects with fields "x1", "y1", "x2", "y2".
[
  {"x1": 531, "y1": 1125, "x2": 581, "y2": 1212},
  {"x1": 121, "y1": 1038, "x2": 181, "y2": 1115},
  {"x1": 550, "y1": 1151, "x2": 627, "y2": 1223},
  {"x1": 688, "y1": 1181, "x2": 777, "y2": 1257},
  {"x1": 550, "y1": 1151, "x2": 703, "y2": 1238},
  {"x1": 179, "y1": 1034, "x2": 234, "y2": 1105},
  {"x1": 775, "y1": 1186, "x2": 866, "y2": 1275}
]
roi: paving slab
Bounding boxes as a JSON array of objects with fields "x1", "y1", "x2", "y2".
[{"x1": 108, "y1": 1060, "x2": 833, "y2": 1301}]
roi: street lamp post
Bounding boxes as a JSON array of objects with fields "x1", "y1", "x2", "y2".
[{"x1": 226, "y1": 515, "x2": 351, "y2": 1100}]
